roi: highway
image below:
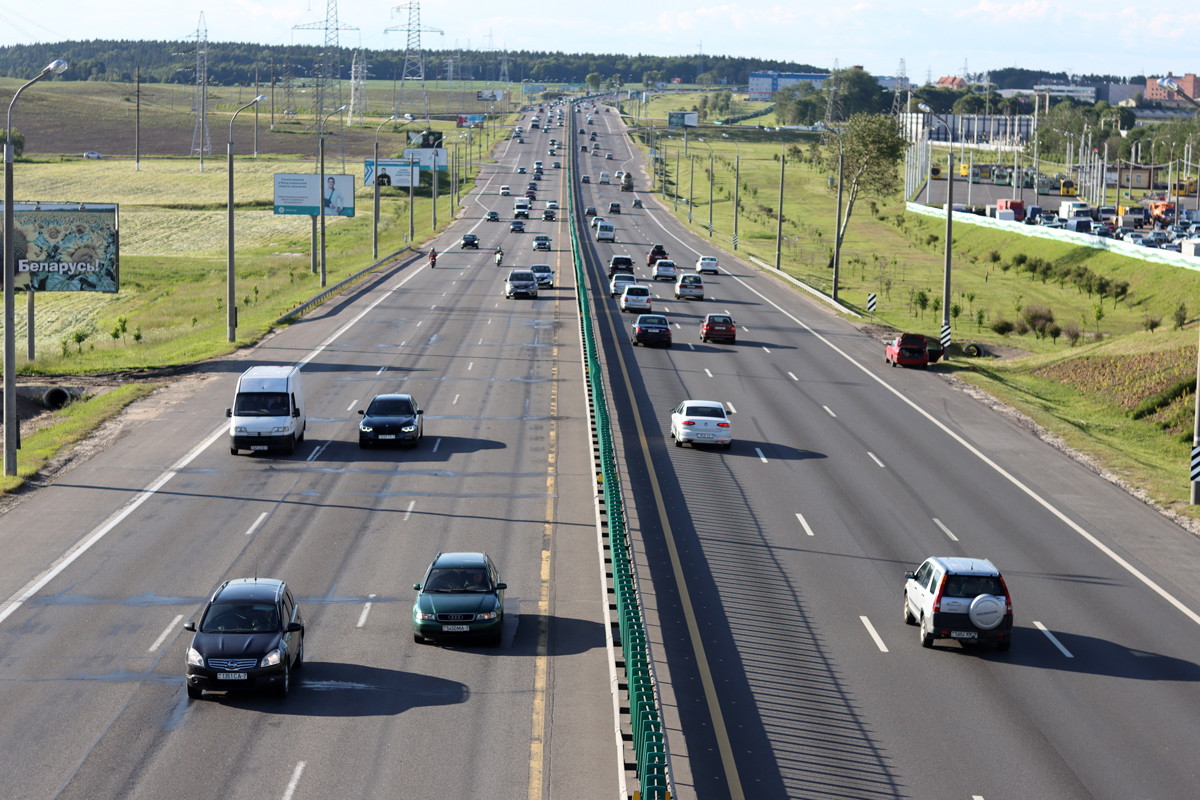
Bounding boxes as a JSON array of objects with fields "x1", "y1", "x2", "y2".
[
  {"x1": 575, "y1": 103, "x2": 1200, "y2": 799},
  {"x1": 0, "y1": 118, "x2": 617, "y2": 800},
  {"x1": 2, "y1": 99, "x2": 1199, "y2": 800}
]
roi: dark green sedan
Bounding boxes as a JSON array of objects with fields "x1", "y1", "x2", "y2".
[{"x1": 412, "y1": 552, "x2": 506, "y2": 645}]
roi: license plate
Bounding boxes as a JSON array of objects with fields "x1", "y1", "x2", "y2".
[
  {"x1": 217, "y1": 672, "x2": 249, "y2": 680},
  {"x1": 379, "y1": 435, "x2": 396, "y2": 439},
  {"x1": 695, "y1": 433, "x2": 714, "y2": 439},
  {"x1": 441, "y1": 625, "x2": 470, "y2": 632},
  {"x1": 250, "y1": 445, "x2": 268, "y2": 451},
  {"x1": 950, "y1": 631, "x2": 978, "y2": 639}
]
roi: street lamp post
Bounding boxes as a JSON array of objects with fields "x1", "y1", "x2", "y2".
[
  {"x1": 227, "y1": 94, "x2": 265, "y2": 343},
  {"x1": 5, "y1": 58, "x2": 67, "y2": 477},
  {"x1": 1157, "y1": 77, "x2": 1200, "y2": 504},
  {"x1": 373, "y1": 115, "x2": 397, "y2": 260},
  {"x1": 695, "y1": 138, "x2": 714, "y2": 237},
  {"x1": 774, "y1": 151, "x2": 785, "y2": 272},
  {"x1": 723, "y1": 133, "x2": 741, "y2": 250},
  {"x1": 817, "y1": 122, "x2": 845, "y2": 303},
  {"x1": 318, "y1": 105, "x2": 348, "y2": 288},
  {"x1": 919, "y1": 103, "x2": 954, "y2": 358}
]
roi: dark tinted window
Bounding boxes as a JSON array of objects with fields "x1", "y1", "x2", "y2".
[
  {"x1": 368, "y1": 397, "x2": 414, "y2": 416},
  {"x1": 201, "y1": 602, "x2": 280, "y2": 633},
  {"x1": 685, "y1": 406, "x2": 726, "y2": 418},
  {"x1": 943, "y1": 574, "x2": 1004, "y2": 597}
]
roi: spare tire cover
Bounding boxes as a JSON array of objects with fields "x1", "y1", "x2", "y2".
[{"x1": 968, "y1": 594, "x2": 1005, "y2": 630}]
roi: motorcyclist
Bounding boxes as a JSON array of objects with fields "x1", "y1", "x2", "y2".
[
  {"x1": 429, "y1": 247, "x2": 437, "y2": 268},
  {"x1": 494, "y1": 246, "x2": 504, "y2": 266}
]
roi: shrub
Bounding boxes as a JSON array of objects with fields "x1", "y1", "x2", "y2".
[
  {"x1": 991, "y1": 318, "x2": 1015, "y2": 336},
  {"x1": 1021, "y1": 304, "x2": 1055, "y2": 338},
  {"x1": 988, "y1": 250, "x2": 1002, "y2": 263},
  {"x1": 1143, "y1": 314, "x2": 1162, "y2": 332},
  {"x1": 1064, "y1": 322, "x2": 1082, "y2": 345},
  {"x1": 1174, "y1": 302, "x2": 1188, "y2": 330}
]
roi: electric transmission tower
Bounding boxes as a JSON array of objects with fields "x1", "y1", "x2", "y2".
[
  {"x1": 387, "y1": 2, "x2": 443, "y2": 122},
  {"x1": 294, "y1": 0, "x2": 357, "y2": 136},
  {"x1": 824, "y1": 58, "x2": 844, "y2": 124},
  {"x1": 891, "y1": 58, "x2": 909, "y2": 116},
  {"x1": 188, "y1": 13, "x2": 211, "y2": 160},
  {"x1": 349, "y1": 49, "x2": 369, "y2": 124}
]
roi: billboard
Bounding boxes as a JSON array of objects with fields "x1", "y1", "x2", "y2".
[
  {"x1": 477, "y1": 89, "x2": 504, "y2": 101},
  {"x1": 523, "y1": 84, "x2": 546, "y2": 95},
  {"x1": 403, "y1": 148, "x2": 450, "y2": 172},
  {"x1": 668, "y1": 111, "x2": 699, "y2": 128},
  {"x1": 3, "y1": 203, "x2": 119, "y2": 292},
  {"x1": 273, "y1": 174, "x2": 356, "y2": 216},
  {"x1": 363, "y1": 160, "x2": 420, "y2": 188},
  {"x1": 456, "y1": 114, "x2": 485, "y2": 128}
]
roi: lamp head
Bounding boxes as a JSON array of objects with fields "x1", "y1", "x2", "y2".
[
  {"x1": 45, "y1": 60, "x2": 68, "y2": 75},
  {"x1": 253, "y1": 95, "x2": 266, "y2": 103},
  {"x1": 917, "y1": 102, "x2": 933, "y2": 113},
  {"x1": 1158, "y1": 77, "x2": 1181, "y2": 93}
]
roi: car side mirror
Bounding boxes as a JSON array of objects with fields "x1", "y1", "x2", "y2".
[
  {"x1": 495, "y1": 583, "x2": 507, "y2": 591},
  {"x1": 415, "y1": 408, "x2": 422, "y2": 415},
  {"x1": 358, "y1": 409, "x2": 365, "y2": 415},
  {"x1": 225, "y1": 408, "x2": 232, "y2": 418},
  {"x1": 903, "y1": 571, "x2": 916, "y2": 580},
  {"x1": 184, "y1": 621, "x2": 197, "y2": 631},
  {"x1": 287, "y1": 622, "x2": 304, "y2": 633},
  {"x1": 292, "y1": 408, "x2": 300, "y2": 418},
  {"x1": 413, "y1": 583, "x2": 422, "y2": 591}
]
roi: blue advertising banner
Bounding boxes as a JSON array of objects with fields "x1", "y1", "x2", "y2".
[{"x1": 274, "y1": 174, "x2": 355, "y2": 216}]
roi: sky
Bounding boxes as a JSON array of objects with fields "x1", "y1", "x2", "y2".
[{"x1": 0, "y1": 1, "x2": 1193, "y2": 82}]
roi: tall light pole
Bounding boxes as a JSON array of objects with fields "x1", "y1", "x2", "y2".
[
  {"x1": 818, "y1": 121, "x2": 845, "y2": 303},
  {"x1": 318, "y1": 105, "x2": 348, "y2": 288},
  {"x1": 1157, "y1": 77, "x2": 1200, "y2": 504},
  {"x1": 774, "y1": 150, "x2": 785, "y2": 272},
  {"x1": 5, "y1": 58, "x2": 67, "y2": 477},
  {"x1": 723, "y1": 133, "x2": 741, "y2": 250},
  {"x1": 373, "y1": 115, "x2": 397, "y2": 260},
  {"x1": 919, "y1": 103, "x2": 954, "y2": 358},
  {"x1": 696, "y1": 138, "x2": 714, "y2": 237},
  {"x1": 227, "y1": 94, "x2": 265, "y2": 343}
]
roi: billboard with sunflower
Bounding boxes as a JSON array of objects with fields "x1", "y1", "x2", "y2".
[{"x1": 3, "y1": 203, "x2": 119, "y2": 292}]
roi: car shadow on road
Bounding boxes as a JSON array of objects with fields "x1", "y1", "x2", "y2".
[
  {"x1": 209, "y1": 662, "x2": 468, "y2": 716},
  {"x1": 929, "y1": 627, "x2": 1200, "y2": 680},
  {"x1": 676, "y1": 439, "x2": 827, "y2": 462}
]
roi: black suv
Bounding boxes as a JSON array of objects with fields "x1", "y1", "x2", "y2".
[
  {"x1": 185, "y1": 578, "x2": 304, "y2": 698},
  {"x1": 607, "y1": 255, "x2": 634, "y2": 277}
]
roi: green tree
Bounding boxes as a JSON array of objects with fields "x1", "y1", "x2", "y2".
[
  {"x1": 0, "y1": 129, "x2": 26, "y2": 158},
  {"x1": 585, "y1": 72, "x2": 603, "y2": 92},
  {"x1": 823, "y1": 113, "x2": 908, "y2": 267},
  {"x1": 825, "y1": 66, "x2": 890, "y2": 116}
]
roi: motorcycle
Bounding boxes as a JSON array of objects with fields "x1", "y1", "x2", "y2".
[
  {"x1": 494, "y1": 250, "x2": 504, "y2": 267},
  {"x1": 429, "y1": 251, "x2": 437, "y2": 268}
]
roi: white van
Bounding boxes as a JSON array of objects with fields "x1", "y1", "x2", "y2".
[
  {"x1": 227, "y1": 365, "x2": 306, "y2": 455},
  {"x1": 599, "y1": 171, "x2": 611, "y2": 184},
  {"x1": 500, "y1": 185, "x2": 511, "y2": 196},
  {"x1": 595, "y1": 221, "x2": 616, "y2": 242}
]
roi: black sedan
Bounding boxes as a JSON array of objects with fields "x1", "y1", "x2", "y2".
[
  {"x1": 510, "y1": 220, "x2": 526, "y2": 233},
  {"x1": 185, "y1": 578, "x2": 304, "y2": 699},
  {"x1": 485, "y1": 210, "x2": 500, "y2": 222},
  {"x1": 632, "y1": 314, "x2": 673, "y2": 347},
  {"x1": 460, "y1": 233, "x2": 480, "y2": 249},
  {"x1": 358, "y1": 393, "x2": 424, "y2": 448}
]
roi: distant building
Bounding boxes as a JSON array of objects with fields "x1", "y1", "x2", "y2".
[
  {"x1": 935, "y1": 76, "x2": 967, "y2": 90},
  {"x1": 899, "y1": 111, "x2": 1035, "y2": 146},
  {"x1": 1032, "y1": 83, "x2": 1097, "y2": 103},
  {"x1": 748, "y1": 71, "x2": 830, "y2": 101}
]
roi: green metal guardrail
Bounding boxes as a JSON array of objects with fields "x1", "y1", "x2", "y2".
[{"x1": 566, "y1": 99, "x2": 670, "y2": 800}]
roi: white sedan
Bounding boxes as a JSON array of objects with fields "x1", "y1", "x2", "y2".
[{"x1": 669, "y1": 400, "x2": 733, "y2": 449}]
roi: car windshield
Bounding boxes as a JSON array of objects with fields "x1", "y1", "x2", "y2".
[
  {"x1": 367, "y1": 397, "x2": 414, "y2": 416},
  {"x1": 423, "y1": 568, "x2": 492, "y2": 593},
  {"x1": 707, "y1": 316, "x2": 732, "y2": 325},
  {"x1": 233, "y1": 392, "x2": 290, "y2": 416},
  {"x1": 685, "y1": 405, "x2": 726, "y2": 418},
  {"x1": 640, "y1": 316, "x2": 668, "y2": 326},
  {"x1": 200, "y1": 602, "x2": 280, "y2": 633},
  {"x1": 625, "y1": 287, "x2": 649, "y2": 296}
]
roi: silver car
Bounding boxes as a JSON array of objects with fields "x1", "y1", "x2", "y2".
[
  {"x1": 504, "y1": 269, "x2": 538, "y2": 299},
  {"x1": 529, "y1": 264, "x2": 554, "y2": 288}
]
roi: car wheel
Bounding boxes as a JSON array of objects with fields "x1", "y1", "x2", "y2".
[
  {"x1": 284, "y1": 437, "x2": 296, "y2": 455},
  {"x1": 276, "y1": 663, "x2": 290, "y2": 697},
  {"x1": 723, "y1": 441, "x2": 732, "y2": 450},
  {"x1": 996, "y1": 637, "x2": 1012, "y2": 653},
  {"x1": 187, "y1": 683, "x2": 203, "y2": 700},
  {"x1": 293, "y1": 637, "x2": 305, "y2": 669},
  {"x1": 890, "y1": 358, "x2": 897, "y2": 367},
  {"x1": 230, "y1": 447, "x2": 239, "y2": 455},
  {"x1": 701, "y1": 336, "x2": 708, "y2": 343},
  {"x1": 413, "y1": 632, "x2": 425, "y2": 644},
  {"x1": 918, "y1": 615, "x2": 933, "y2": 648},
  {"x1": 902, "y1": 593, "x2": 916, "y2": 625}
]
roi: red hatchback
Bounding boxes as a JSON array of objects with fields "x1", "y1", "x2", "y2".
[
  {"x1": 647, "y1": 244, "x2": 668, "y2": 266},
  {"x1": 885, "y1": 333, "x2": 931, "y2": 368},
  {"x1": 699, "y1": 313, "x2": 736, "y2": 343}
]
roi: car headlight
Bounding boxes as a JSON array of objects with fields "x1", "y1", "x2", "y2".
[
  {"x1": 187, "y1": 647, "x2": 205, "y2": 667},
  {"x1": 260, "y1": 648, "x2": 282, "y2": 667},
  {"x1": 415, "y1": 611, "x2": 437, "y2": 621},
  {"x1": 233, "y1": 426, "x2": 248, "y2": 434},
  {"x1": 360, "y1": 424, "x2": 373, "y2": 432},
  {"x1": 475, "y1": 611, "x2": 499, "y2": 621},
  {"x1": 271, "y1": 426, "x2": 288, "y2": 434},
  {"x1": 401, "y1": 425, "x2": 417, "y2": 433}
]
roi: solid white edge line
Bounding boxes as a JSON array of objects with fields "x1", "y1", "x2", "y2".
[
  {"x1": 245, "y1": 512, "x2": 269, "y2": 536},
  {"x1": 860, "y1": 616, "x2": 889, "y2": 652},
  {"x1": 356, "y1": 602, "x2": 373, "y2": 628},
  {"x1": 641, "y1": 206, "x2": 1200, "y2": 628},
  {"x1": 933, "y1": 518, "x2": 959, "y2": 542},
  {"x1": 868, "y1": 452, "x2": 886, "y2": 468},
  {"x1": 281, "y1": 761, "x2": 306, "y2": 800},
  {"x1": 795, "y1": 513, "x2": 815, "y2": 536},
  {"x1": 0, "y1": 258, "x2": 428, "y2": 630},
  {"x1": 148, "y1": 614, "x2": 184, "y2": 653},
  {"x1": 1034, "y1": 620, "x2": 1074, "y2": 657}
]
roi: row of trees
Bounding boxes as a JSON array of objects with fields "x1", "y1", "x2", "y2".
[{"x1": 0, "y1": 40, "x2": 815, "y2": 87}]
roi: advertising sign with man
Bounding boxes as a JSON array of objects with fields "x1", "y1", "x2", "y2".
[
  {"x1": 363, "y1": 160, "x2": 420, "y2": 188},
  {"x1": 273, "y1": 174, "x2": 355, "y2": 216},
  {"x1": 1, "y1": 203, "x2": 119, "y2": 292}
]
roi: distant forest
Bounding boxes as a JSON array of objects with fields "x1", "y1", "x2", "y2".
[
  {"x1": 0, "y1": 40, "x2": 820, "y2": 86},
  {"x1": 0, "y1": 41, "x2": 1142, "y2": 89}
]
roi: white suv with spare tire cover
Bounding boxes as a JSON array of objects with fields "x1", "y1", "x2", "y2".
[{"x1": 903, "y1": 556, "x2": 1012, "y2": 651}]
